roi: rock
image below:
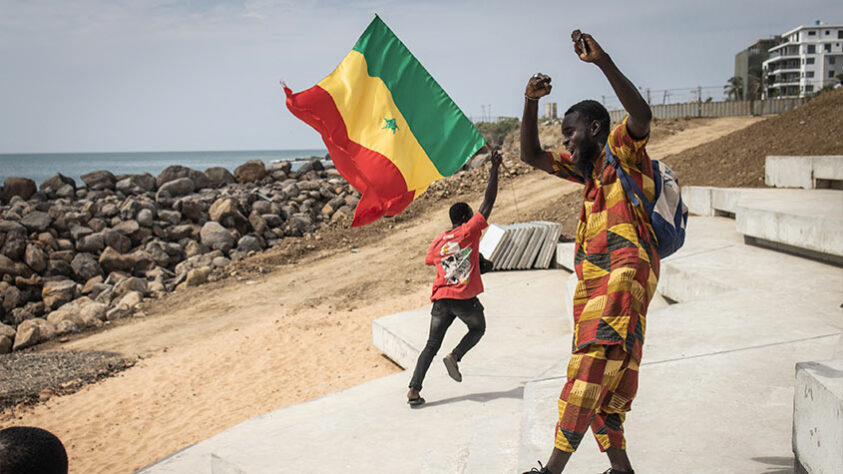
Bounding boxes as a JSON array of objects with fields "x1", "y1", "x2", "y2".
[
  {"x1": 2, "y1": 286, "x2": 23, "y2": 313},
  {"x1": 183, "y1": 240, "x2": 207, "y2": 258},
  {"x1": 82, "y1": 275, "x2": 103, "y2": 294},
  {"x1": 148, "y1": 275, "x2": 167, "y2": 293},
  {"x1": 55, "y1": 184, "x2": 75, "y2": 198},
  {"x1": 249, "y1": 210, "x2": 268, "y2": 234},
  {"x1": 0, "y1": 322, "x2": 15, "y2": 340},
  {"x1": 168, "y1": 224, "x2": 199, "y2": 241},
  {"x1": 37, "y1": 232, "x2": 58, "y2": 251},
  {"x1": 205, "y1": 167, "x2": 236, "y2": 188},
  {"x1": 158, "y1": 210, "x2": 181, "y2": 225},
  {"x1": 71, "y1": 253, "x2": 102, "y2": 281},
  {"x1": 237, "y1": 235, "x2": 263, "y2": 254},
  {"x1": 0, "y1": 254, "x2": 17, "y2": 276},
  {"x1": 1, "y1": 177, "x2": 37, "y2": 202},
  {"x1": 209, "y1": 198, "x2": 248, "y2": 233},
  {"x1": 99, "y1": 247, "x2": 135, "y2": 274},
  {"x1": 106, "y1": 291, "x2": 142, "y2": 320},
  {"x1": 80, "y1": 302, "x2": 107, "y2": 323},
  {"x1": 47, "y1": 259, "x2": 74, "y2": 278},
  {"x1": 115, "y1": 173, "x2": 156, "y2": 194},
  {"x1": 81, "y1": 170, "x2": 117, "y2": 191},
  {"x1": 175, "y1": 199, "x2": 204, "y2": 222},
  {"x1": 100, "y1": 203, "x2": 119, "y2": 217},
  {"x1": 184, "y1": 266, "x2": 211, "y2": 287},
  {"x1": 46, "y1": 308, "x2": 84, "y2": 333},
  {"x1": 70, "y1": 225, "x2": 94, "y2": 242},
  {"x1": 211, "y1": 256, "x2": 230, "y2": 268},
  {"x1": 263, "y1": 214, "x2": 283, "y2": 228},
  {"x1": 113, "y1": 277, "x2": 147, "y2": 298},
  {"x1": 20, "y1": 211, "x2": 53, "y2": 232},
  {"x1": 157, "y1": 177, "x2": 195, "y2": 198},
  {"x1": 270, "y1": 160, "x2": 293, "y2": 174},
  {"x1": 15, "y1": 274, "x2": 43, "y2": 291},
  {"x1": 42, "y1": 279, "x2": 78, "y2": 310},
  {"x1": 137, "y1": 209, "x2": 154, "y2": 227},
  {"x1": 156, "y1": 165, "x2": 211, "y2": 190},
  {"x1": 200, "y1": 221, "x2": 235, "y2": 252},
  {"x1": 0, "y1": 335, "x2": 11, "y2": 354},
  {"x1": 102, "y1": 230, "x2": 132, "y2": 254},
  {"x1": 113, "y1": 219, "x2": 141, "y2": 236},
  {"x1": 295, "y1": 158, "x2": 325, "y2": 178},
  {"x1": 234, "y1": 160, "x2": 267, "y2": 183},
  {"x1": 119, "y1": 200, "x2": 142, "y2": 220},
  {"x1": 12, "y1": 322, "x2": 39, "y2": 350},
  {"x1": 24, "y1": 244, "x2": 48, "y2": 273},
  {"x1": 77, "y1": 233, "x2": 105, "y2": 253},
  {"x1": 40, "y1": 173, "x2": 76, "y2": 193}
]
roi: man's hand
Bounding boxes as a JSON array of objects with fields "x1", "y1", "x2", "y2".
[
  {"x1": 490, "y1": 148, "x2": 502, "y2": 168},
  {"x1": 525, "y1": 73, "x2": 552, "y2": 99},
  {"x1": 572, "y1": 30, "x2": 607, "y2": 64}
]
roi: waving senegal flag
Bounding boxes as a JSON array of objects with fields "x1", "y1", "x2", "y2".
[{"x1": 284, "y1": 15, "x2": 486, "y2": 226}]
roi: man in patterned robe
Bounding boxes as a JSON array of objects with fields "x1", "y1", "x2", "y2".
[{"x1": 520, "y1": 31, "x2": 658, "y2": 474}]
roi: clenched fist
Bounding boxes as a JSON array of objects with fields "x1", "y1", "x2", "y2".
[
  {"x1": 572, "y1": 30, "x2": 607, "y2": 63},
  {"x1": 525, "y1": 73, "x2": 552, "y2": 99}
]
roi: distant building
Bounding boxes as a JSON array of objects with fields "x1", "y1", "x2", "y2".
[
  {"x1": 735, "y1": 38, "x2": 781, "y2": 100},
  {"x1": 762, "y1": 21, "x2": 843, "y2": 98}
]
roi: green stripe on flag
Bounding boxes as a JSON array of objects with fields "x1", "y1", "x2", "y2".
[{"x1": 352, "y1": 16, "x2": 485, "y2": 177}]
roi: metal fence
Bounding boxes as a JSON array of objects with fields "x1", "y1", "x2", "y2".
[{"x1": 608, "y1": 98, "x2": 807, "y2": 122}]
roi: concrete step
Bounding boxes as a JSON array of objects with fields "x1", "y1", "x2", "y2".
[
  {"x1": 765, "y1": 155, "x2": 843, "y2": 189},
  {"x1": 793, "y1": 359, "x2": 843, "y2": 474}
]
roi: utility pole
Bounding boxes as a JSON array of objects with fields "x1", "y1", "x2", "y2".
[{"x1": 646, "y1": 88, "x2": 651, "y2": 104}]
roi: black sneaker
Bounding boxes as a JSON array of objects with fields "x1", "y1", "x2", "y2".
[
  {"x1": 601, "y1": 469, "x2": 634, "y2": 474},
  {"x1": 523, "y1": 461, "x2": 550, "y2": 473},
  {"x1": 443, "y1": 354, "x2": 462, "y2": 382}
]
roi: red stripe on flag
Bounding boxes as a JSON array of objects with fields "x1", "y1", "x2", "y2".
[{"x1": 285, "y1": 85, "x2": 414, "y2": 227}]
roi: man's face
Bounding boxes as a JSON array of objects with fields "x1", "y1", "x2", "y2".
[{"x1": 562, "y1": 111, "x2": 600, "y2": 174}]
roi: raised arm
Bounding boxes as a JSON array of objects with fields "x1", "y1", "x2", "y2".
[
  {"x1": 572, "y1": 30, "x2": 652, "y2": 139},
  {"x1": 477, "y1": 149, "x2": 502, "y2": 220},
  {"x1": 520, "y1": 74, "x2": 553, "y2": 173}
]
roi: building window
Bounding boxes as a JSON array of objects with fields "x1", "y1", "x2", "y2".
[
  {"x1": 807, "y1": 71, "x2": 814, "y2": 78},
  {"x1": 807, "y1": 57, "x2": 815, "y2": 64},
  {"x1": 831, "y1": 70, "x2": 837, "y2": 78},
  {"x1": 826, "y1": 44, "x2": 832, "y2": 52},
  {"x1": 839, "y1": 30, "x2": 843, "y2": 39},
  {"x1": 807, "y1": 45, "x2": 816, "y2": 54},
  {"x1": 808, "y1": 30, "x2": 816, "y2": 36},
  {"x1": 831, "y1": 57, "x2": 837, "y2": 65},
  {"x1": 806, "y1": 85, "x2": 814, "y2": 92},
  {"x1": 826, "y1": 30, "x2": 831, "y2": 35}
]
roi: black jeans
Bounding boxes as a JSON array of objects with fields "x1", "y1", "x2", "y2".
[{"x1": 408, "y1": 297, "x2": 486, "y2": 390}]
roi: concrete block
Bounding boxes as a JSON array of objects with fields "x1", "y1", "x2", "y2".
[
  {"x1": 554, "y1": 242, "x2": 576, "y2": 272},
  {"x1": 793, "y1": 360, "x2": 843, "y2": 474},
  {"x1": 479, "y1": 224, "x2": 507, "y2": 266},
  {"x1": 813, "y1": 156, "x2": 843, "y2": 183},
  {"x1": 766, "y1": 156, "x2": 815, "y2": 189},
  {"x1": 682, "y1": 186, "x2": 714, "y2": 216}
]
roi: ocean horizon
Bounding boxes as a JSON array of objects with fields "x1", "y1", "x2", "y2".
[{"x1": 0, "y1": 149, "x2": 329, "y2": 187}]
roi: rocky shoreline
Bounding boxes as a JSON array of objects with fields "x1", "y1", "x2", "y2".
[{"x1": 0, "y1": 158, "x2": 360, "y2": 353}]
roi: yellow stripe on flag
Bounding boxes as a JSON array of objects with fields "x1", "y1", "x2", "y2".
[{"x1": 318, "y1": 50, "x2": 444, "y2": 193}]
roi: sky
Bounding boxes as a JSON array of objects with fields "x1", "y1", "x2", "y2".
[{"x1": 0, "y1": 0, "x2": 841, "y2": 154}]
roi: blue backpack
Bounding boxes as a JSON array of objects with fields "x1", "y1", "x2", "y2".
[{"x1": 604, "y1": 145, "x2": 688, "y2": 258}]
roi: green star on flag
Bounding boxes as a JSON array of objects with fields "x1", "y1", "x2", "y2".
[{"x1": 382, "y1": 118, "x2": 398, "y2": 134}]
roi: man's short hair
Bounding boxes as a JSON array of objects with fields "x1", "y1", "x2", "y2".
[
  {"x1": 0, "y1": 426, "x2": 68, "y2": 474},
  {"x1": 565, "y1": 100, "x2": 610, "y2": 137},
  {"x1": 449, "y1": 202, "x2": 472, "y2": 226}
]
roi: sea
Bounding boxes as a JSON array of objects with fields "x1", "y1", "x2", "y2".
[{"x1": 0, "y1": 149, "x2": 329, "y2": 187}]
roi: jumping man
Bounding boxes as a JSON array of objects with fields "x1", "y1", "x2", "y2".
[
  {"x1": 407, "y1": 149, "x2": 502, "y2": 407},
  {"x1": 520, "y1": 31, "x2": 659, "y2": 474}
]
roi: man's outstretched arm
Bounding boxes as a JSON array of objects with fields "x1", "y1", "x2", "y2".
[
  {"x1": 520, "y1": 74, "x2": 553, "y2": 173},
  {"x1": 477, "y1": 149, "x2": 502, "y2": 220},
  {"x1": 572, "y1": 30, "x2": 652, "y2": 139}
]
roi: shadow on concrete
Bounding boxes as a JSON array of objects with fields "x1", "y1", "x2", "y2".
[
  {"x1": 421, "y1": 386, "x2": 524, "y2": 408},
  {"x1": 752, "y1": 456, "x2": 795, "y2": 474},
  {"x1": 798, "y1": 360, "x2": 843, "y2": 378}
]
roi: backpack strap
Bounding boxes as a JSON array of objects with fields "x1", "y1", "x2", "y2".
[{"x1": 604, "y1": 144, "x2": 653, "y2": 212}]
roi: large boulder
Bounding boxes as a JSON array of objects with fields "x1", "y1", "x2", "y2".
[
  {"x1": 205, "y1": 167, "x2": 236, "y2": 188},
  {"x1": 209, "y1": 198, "x2": 248, "y2": 233},
  {"x1": 42, "y1": 279, "x2": 78, "y2": 310},
  {"x1": 20, "y1": 211, "x2": 53, "y2": 232},
  {"x1": 156, "y1": 165, "x2": 211, "y2": 190},
  {"x1": 234, "y1": 160, "x2": 267, "y2": 183},
  {"x1": 98, "y1": 247, "x2": 135, "y2": 274},
  {"x1": 236, "y1": 235, "x2": 263, "y2": 254},
  {"x1": 81, "y1": 170, "x2": 117, "y2": 191},
  {"x1": 295, "y1": 158, "x2": 325, "y2": 178},
  {"x1": 24, "y1": 244, "x2": 48, "y2": 273},
  {"x1": 200, "y1": 221, "x2": 236, "y2": 252},
  {"x1": 0, "y1": 254, "x2": 18, "y2": 276},
  {"x1": 12, "y1": 321, "x2": 40, "y2": 350},
  {"x1": 2, "y1": 285, "x2": 23, "y2": 313},
  {"x1": 106, "y1": 291, "x2": 143, "y2": 320},
  {"x1": 1, "y1": 177, "x2": 37, "y2": 202},
  {"x1": 157, "y1": 177, "x2": 195, "y2": 198},
  {"x1": 115, "y1": 173, "x2": 156, "y2": 195},
  {"x1": 113, "y1": 276, "x2": 147, "y2": 298},
  {"x1": 71, "y1": 252, "x2": 102, "y2": 281},
  {"x1": 40, "y1": 173, "x2": 76, "y2": 194}
]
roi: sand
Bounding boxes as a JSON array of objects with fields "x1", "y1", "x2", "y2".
[{"x1": 0, "y1": 115, "x2": 763, "y2": 474}]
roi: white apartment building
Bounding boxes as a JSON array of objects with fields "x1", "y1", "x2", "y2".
[{"x1": 762, "y1": 21, "x2": 843, "y2": 98}]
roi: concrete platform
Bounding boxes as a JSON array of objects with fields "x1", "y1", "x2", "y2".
[
  {"x1": 765, "y1": 155, "x2": 843, "y2": 189},
  {"x1": 793, "y1": 359, "x2": 843, "y2": 474},
  {"x1": 139, "y1": 215, "x2": 843, "y2": 473}
]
